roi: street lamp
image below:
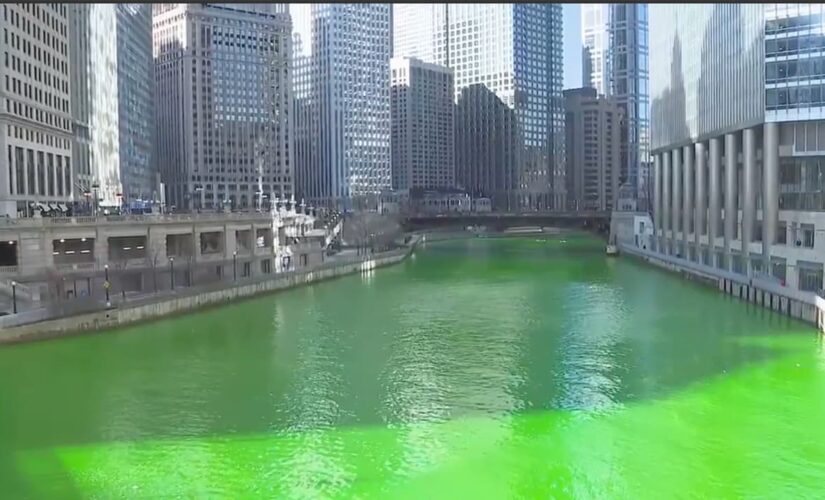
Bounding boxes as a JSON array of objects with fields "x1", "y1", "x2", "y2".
[
  {"x1": 92, "y1": 182, "x2": 100, "y2": 217},
  {"x1": 104, "y1": 264, "x2": 110, "y2": 307},
  {"x1": 233, "y1": 250, "x2": 237, "y2": 281},
  {"x1": 11, "y1": 280, "x2": 17, "y2": 314},
  {"x1": 195, "y1": 186, "x2": 204, "y2": 213},
  {"x1": 170, "y1": 257, "x2": 175, "y2": 289}
]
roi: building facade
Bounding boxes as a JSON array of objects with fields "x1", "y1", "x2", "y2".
[
  {"x1": 564, "y1": 87, "x2": 622, "y2": 211},
  {"x1": 393, "y1": 4, "x2": 565, "y2": 211},
  {"x1": 291, "y1": 4, "x2": 392, "y2": 209},
  {"x1": 650, "y1": 3, "x2": 825, "y2": 293},
  {"x1": 0, "y1": 4, "x2": 74, "y2": 218},
  {"x1": 390, "y1": 57, "x2": 454, "y2": 191},
  {"x1": 116, "y1": 4, "x2": 156, "y2": 205},
  {"x1": 582, "y1": 3, "x2": 650, "y2": 210},
  {"x1": 70, "y1": 4, "x2": 122, "y2": 209},
  {"x1": 153, "y1": 4, "x2": 293, "y2": 211}
]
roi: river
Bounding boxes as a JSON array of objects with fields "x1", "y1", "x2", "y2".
[{"x1": 1, "y1": 235, "x2": 824, "y2": 498}]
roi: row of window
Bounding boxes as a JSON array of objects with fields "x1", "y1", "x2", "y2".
[
  {"x1": 6, "y1": 145, "x2": 71, "y2": 198},
  {"x1": 766, "y1": 85, "x2": 825, "y2": 111},
  {"x1": 765, "y1": 33, "x2": 825, "y2": 58}
]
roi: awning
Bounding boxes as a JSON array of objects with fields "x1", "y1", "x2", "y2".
[{"x1": 58, "y1": 204, "x2": 69, "y2": 212}]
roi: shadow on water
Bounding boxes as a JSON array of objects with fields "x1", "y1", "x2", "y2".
[{"x1": 0, "y1": 236, "x2": 814, "y2": 473}]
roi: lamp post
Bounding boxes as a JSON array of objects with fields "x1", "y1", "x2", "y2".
[
  {"x1": 103, "y1": 264, "x2": 110, "y2": 308},
  {"x1": 92, "y1": 182, "x2": 100, "y2": 217},
  {"x1": 233, "y1": 251, "x2": 237, "y2": 281},
  {"x1": 11, "y1": 280, "x2": 17, "y2": 314},
  {"x1": 195, "y1": 186, "x2": 204, "y2": 213},
  {"x1": 170, "y1": 257, "x2": 175, "y2": 289}
]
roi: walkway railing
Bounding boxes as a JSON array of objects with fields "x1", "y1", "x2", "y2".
[{"x1": 0, "y1": 239, "x2": 418, "y2": 331}]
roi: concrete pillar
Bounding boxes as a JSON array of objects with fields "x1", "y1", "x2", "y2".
[
  {"x1": 763, "y1": 122, "x2": 779, "y2": 265},
  {"x1": 662, "y1": 150, "x2": 671, "y2": 254},
  {"x1": 724, "y1": 132, "x2": 738, "y2": 268},
  {"x1": 654, "y1": 153, "x2": 662, "y2": 250},
  {"x1": 682, "y1": 144, "x2": 694, "y2": 254},
  {"x1": 672, "y1": 148, "x2": 682, "y2": 255},
  {"x1": 708, "y1": 137, "x2": 721, "y2": 257},
  {"x1": 742, "y1": 127, "x2": 757, "y2": 264},
  {"x1": 694, "y1": 141, "x2": 706, "y2": 253}
]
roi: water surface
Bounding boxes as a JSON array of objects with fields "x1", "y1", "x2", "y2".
[{"x1": 2, "y1": 235, "x2": 824, "y2": 498}]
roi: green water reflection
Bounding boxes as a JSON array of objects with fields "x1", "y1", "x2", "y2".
[{"x1": 1, "y1": 235, "x2": 824, "y2": 498}]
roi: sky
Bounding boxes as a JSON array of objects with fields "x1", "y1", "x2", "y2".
[{"x1": 563, "y1": 4, "x2": 582, "y2": 90}]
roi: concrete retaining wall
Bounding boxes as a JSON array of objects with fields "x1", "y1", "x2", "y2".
[
  {"x1": 0, "y1": 247, "x2": 414, "y2": 345},
  {"x1": 620, "y1": 243, "x2": 821, "y2": 327}
]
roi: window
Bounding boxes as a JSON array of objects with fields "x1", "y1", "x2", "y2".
[
  {"x1": 802, "y1": 223, "x2": 815, "y2": 248},
  {"x1": 798, "y1": 261, "x2": 823, "y2": 292}
]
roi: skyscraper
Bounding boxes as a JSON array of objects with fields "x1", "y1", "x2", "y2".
[
  {"x1": 153, "y1": 4, "x2": 293, "y2": 211},
  {"x1": 581, "y1": 4, "x2": 610, "y2": 96},
  {"x1": 71, "y1": 4, "x2": 122, "y2": 209},
  {"x1": 393, "y1": 4, "x2": 565, "y2": 211},
  {"x1": 116, "y1": 4, "x2": 156, "y2": 205},
  {"x1": 581, "y1": 3, "x2": 650, "y2": 209},
  {"x1": 291, "y1": 4, "x2": 392, "y2": 210},
  {"x1": 564, "y1": 87, "x2": 622, "y2": 211},
  {"x1": 649, "y1": 3, "x2": 825, "y2": 293},
  {"x1": 0, "y1": 4, "x2": 74, "y2": 218},
  {"x1": 390, "y1": 57, "x2": 454, "y2": 191}
]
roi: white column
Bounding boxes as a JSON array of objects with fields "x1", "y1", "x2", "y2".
[
  {"x1": 763, "y1": 122, "x2": 779, "y2": 266},
  {"x1": 708, "y1": 137, "x2": 721, "y2": 262},
  {"x1": 724, "y1": 132, "x2": 738, "y2": 269},
  {"x1": 663, "y1": 155, "x2": 669, "y2": 253},
  {"x1": 742, "y1": 127, "x2": 757, "y2": 266},
  {"x1": 672, "y1": 148, "x2": 682, "y2": 255},
  {"x1": 694, "y1": 141, "x2": 706, "y2": 254},
  {"x1": 654, "y1": 153, "x2": 662, "y2": 251},
  {"x1": 682, "y1": 144, "x2": 694, "y2": 255}
]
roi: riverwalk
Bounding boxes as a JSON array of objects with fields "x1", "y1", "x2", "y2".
[{"x1": 0, "y1": 237, "x2": 420, "y2": 344}]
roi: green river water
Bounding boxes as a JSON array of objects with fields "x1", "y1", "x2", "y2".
[{"x1": 2, "y1": 235, "x2": 825, "y2": 499}]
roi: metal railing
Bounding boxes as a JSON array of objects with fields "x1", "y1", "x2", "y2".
[{"x1": 0, "y1": 238, "x2": 419, "y2": 331}]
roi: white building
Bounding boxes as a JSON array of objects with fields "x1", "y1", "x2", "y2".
[
  {"x1": 650, "y1": 3, "x2": 825, "y2": 293},
  {"x1": 390, "y1": 57, "x2": 454, "y2": 191},
  {"x1": 0, "y1": 4, "x2": 74, "y2": 218},
  {"x1": 153, "y1": 4, "x2": 293, "y2": 211},
  {"x1": 291, "y1": 4, "x2": 392, "y2": 210}
]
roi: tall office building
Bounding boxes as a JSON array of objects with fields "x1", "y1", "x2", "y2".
[
  {"x1": 0, "y1": 4, "x2": 74, "y2": 218},
  {"x1": 153, "y1": 4, "x2": 293, "y2": 210},
  {"x1": 581, "y1": 4, "x2": 610, "y2": 97},
  {"x1": 582, "y1": 4, "x2": 650, "y2": 209},
  {"x1": 116, "y1": 4, "x2": 156, "y2": 204},
  {"x1": 291, "y1": 4, "x2": 391, "y2": 209},
  {"x1": 564, "y1": 87, "x2": 622, "y2": 211},
  {"x1": 390, "y1": 57, "x2": 454, "y2": 191},
  {"x1": 650, "y1": 3, "x2": 825, "y2": 293},
  {"x1": 70, "y1": 4, "x2": 122, "y2": 208},
  {"x1": 393, "y1": 4, "x2": 565, "y2": 211}
]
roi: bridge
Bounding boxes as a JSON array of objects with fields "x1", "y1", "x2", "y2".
[{"x1": 402, "y1": 211, "x2": 612, "y2": 232}]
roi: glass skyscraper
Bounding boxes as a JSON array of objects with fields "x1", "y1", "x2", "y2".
[
  {"x1": 116, "y1": 4, "x2": 156, "y2": 204},
  {"x1": 291, "y1": 4, "x2": 392, "y2": 209},
  {"x1": 394, "y1": 4, "x2": 565, "y2": 211},
  {"x1": 581, "y1": 3, "x2": 650, "y2": 210},
  {"x1": 71, "y1": 4, "x2": 122, "y2": 208},
  {"x1": 649, "y1": 3, "x2": 825, "y2": 293}
]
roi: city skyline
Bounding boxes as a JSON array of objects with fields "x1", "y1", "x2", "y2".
[{"x1": 0, "y1": 3, "x2": 651, "y2": 217}]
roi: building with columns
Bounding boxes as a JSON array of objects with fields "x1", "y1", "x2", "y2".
[{"x1": 650, "y1": 3, "x2": 825, "y2": 293}]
